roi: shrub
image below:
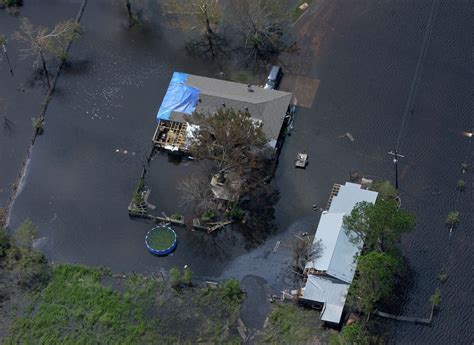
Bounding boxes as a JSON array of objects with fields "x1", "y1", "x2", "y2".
[
  {"x1": 445, "y1": 211, "x2": 460, "y2": 228},
  {"x1": 201, "y1": 209, "x2": 215, "y2": 222},
  {"x1": 170, "y1": 267, "x2": 181, "y2": 287},
  {"x1": 437, "y1": 271, "x2": 448, "y2": 283},
  {"x1": 6, "y1": 246, "x2": 50, "y2": 290},
  {"x1": 171, "y1": 214, "x2": 183, "y2": 221},
  {"x1": 457, "y1": 179, "x2": 465, "y2": 191},
  {"x1": 0, "y1": 227, "x2": 10, "y2": 257},
  {"x1": 430, "y1": 288, "x2": 442, "y2": 309},
  {"x1": 329, "y1": 321, "x2": 370, "y2": 345},
  {"x1": 32, "y1": 117, "x2": 44, "y2": 134},
  {"x1": 371, "y1": 180, "x2": 398, "y2": 200},
  {"x1": 220, "y1": 278, "x2": 243, "y2": 303},
  {"x1": 14, "y1": 218, "x2": 37, "y2": 248},
  {"x1": 182, "y1": 267, "x2": 192, "y2": 286},
  {"x1": 1, "y1": 0, "x2": 23, "y2": 7}
]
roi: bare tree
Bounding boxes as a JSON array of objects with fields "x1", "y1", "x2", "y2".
[
  {"x1": 230, "y1": 0, "x2": 288, "y2": 64},
  {"x1": 178, "y1": 175, "x2": 215, "y2": 214},
  {"x1": 289, "y1": 235, "x2": 323, "y2": 273},
  {"x1": 160, "y1": 0, "x2": 225, "y2": 59},
  {"x1": 14, "y1": 18, "x2": 82, "y2": 87}
]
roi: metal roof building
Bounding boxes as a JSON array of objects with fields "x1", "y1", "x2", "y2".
[{"x1": 302, "y1": 182, "x2": 378, "y2": 324}]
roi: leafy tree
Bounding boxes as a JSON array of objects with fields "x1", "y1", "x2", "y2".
[
  {"x1": 187, "y1": 108, "x2": 267, "y2": 182},
  {"x1": 160, "y1": 0, "x2": 225, "y2": 59},
  {"x1": 344, "y1": 199, "x2": 416, "y2": 252},
  {"x1": 349, "y1": 252, "x2": 402, "y2": 314},
  {"x1": 231, "y1": 0, "x2": 289, "y2": 64},
  {"x1": 14, "y1": 218, "x2": 37, "y2": 248},
  {"x1": 14, "y1": 18, "x2": 82, "y2": 87}
]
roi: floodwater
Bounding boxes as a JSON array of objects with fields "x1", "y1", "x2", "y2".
[{"x1": 4, "y1": 0, "x2": 473, "y2": 344}]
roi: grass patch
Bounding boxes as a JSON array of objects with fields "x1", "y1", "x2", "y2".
[
  {"x1": 146, "y1": 227, "x2": 176, "y2": 250},
  {"x1": 4, "y1": 265, "x2": 245, "y2": 344},
  {"x1": 291, "y1": 0, "x2": 313, "y2": 22},
  {"x1": 258, "y1": 303, "x2": 324, "y2": 344}
]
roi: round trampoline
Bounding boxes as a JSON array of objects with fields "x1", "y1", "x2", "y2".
[{"x1": 145, "y1": 225, "x2": 177, "y2": 256}]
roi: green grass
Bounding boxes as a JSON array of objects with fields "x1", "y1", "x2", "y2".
[
  {"x1": 3, "y1": 265, "x2": 159, "y2": 344},
  {"x1": 291, "y1": 0, "x2": 313, "y2": 22},
  {"x1": 4, "y1": 265, "x2": 244, "y2": 344},
  {"x1": 258, "y1": 303, "x2": 324, "y2": 344},
  {"x1": 146, "y1": 227, "x2": 176, "y2": 250}
]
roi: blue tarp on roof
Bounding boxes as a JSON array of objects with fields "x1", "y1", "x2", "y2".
[{"x1": 156, "y1": 72, "x2": 200, "y2": 121}]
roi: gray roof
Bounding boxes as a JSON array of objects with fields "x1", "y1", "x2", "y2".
[
  {"x1": 305, "y1": 183, "x2": 378, "y2": 284},
  {"x1": 186, "y1": 75, "x2": 292, "y2": 142},
  {"x1": 302, "y1": 275, "x2": 349, "y2": 324}
]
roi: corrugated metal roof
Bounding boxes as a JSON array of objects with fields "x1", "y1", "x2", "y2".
[
  {"x1": 305, "y1": 183, "x2": 378, "y2": 283},
  {"x1": 302, "y1": 275, "x2": 349, "y2": 323},
  {"x1": 329, "y1": 182, "x2": 378, "y2": 214},
  {"x1": 305, "y1": 213, "x2": 345, "y2": 271}
]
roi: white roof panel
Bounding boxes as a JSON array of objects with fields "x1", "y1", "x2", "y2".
[
  {"x1": 302, "y1": 275, "x2": 349, "y2": 324},
  {"x1": 304, "y1": 213, "x2": 344, "y2": 271},
  {"x1": 329, "y1": 182, "x2": 378, "y2": 214}
]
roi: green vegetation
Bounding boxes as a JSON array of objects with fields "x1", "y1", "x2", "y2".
[
  {"x1": 445, "y1": 211, "x2": 460, "y2": 228},
  {"x1": 132, "y1": 178, "x2": 145, "y2": 207},
  {"x1": 169, "y1": 266, "x2": 193, "y2": 288},
  {"x1": 371, "y1": 180, "x2": 398, "y2": 200},
  {"x1": 457, "y1": 179, "x2": 466, "y2": 191},
  {"x1": 201, "y1": 209, "x2": 216, "y2": 222},
  {"x1": 291, "y1": 0, "x2": 313, "y2": 22},
  {"x1": 1, "y1": 0, "x2": 23, "y2": 7},
  {"x1": 146, "y1": 227, "x2": 176, "y2": 250},
  {"x1": 329, "y1": 321, "x2": 371, "y2": 345},
  {"x1": 31, "y1": 117, "x2": 44, "y2": 134},
  {"x1": 344, "y1": 198, "x2": 416, "y2": 253},
  {"x1": 430, "y1": 288, "x2": 442, "y2": 309},
  {"x1": 437, "y1": 270, "x2": 448, "y2": 283},
  {"x1": 0, "y1": 226, "x2": 10, "y2": 257},
  {"x1": 259, "y1": 303, "x2": 324, "y2": 344},
  {"x1": 170, "y1": 213, "x2": 184, "y2": 221},
  {"x1": 4, "y1": 265, "x2": 244, "y2": 344},
  {"x1": 349, "y1": 252, "x2": 403, "y2": 314}
]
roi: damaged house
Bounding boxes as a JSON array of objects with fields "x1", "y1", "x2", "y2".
[{"x1": 153, "y1": 72, "x2": 292, "y2": 153}]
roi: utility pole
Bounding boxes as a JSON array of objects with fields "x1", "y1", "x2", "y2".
[
  {"x1": 2, "y1": 42, "x2": 14, "y2": 76},
  {"x1": 388, "y1": 150, "x2": 405, "y2": 190}
]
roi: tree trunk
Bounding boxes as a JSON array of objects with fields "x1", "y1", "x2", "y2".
[
  {"x1": 39, "y1": 50, "x2": 50, "y2": 88},
  {"x1": 126, "y1": 0, "x2": 133, "y2": 27}
]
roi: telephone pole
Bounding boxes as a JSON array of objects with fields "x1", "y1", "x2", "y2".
[{"x1": 388, "y1": 150, "x2": 405, "y2": 190}]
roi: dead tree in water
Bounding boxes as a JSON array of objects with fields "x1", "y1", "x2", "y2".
[
  {"x1": 160, "y1": 0, "x2": 225, "y2": 59},
  {"x1": 14, "y1": 18, "x2": 82, "y2": 88}
]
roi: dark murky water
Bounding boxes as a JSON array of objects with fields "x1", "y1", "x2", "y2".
[{"x1": 4, "y1": 0, "x2": 473, "y2": 344}]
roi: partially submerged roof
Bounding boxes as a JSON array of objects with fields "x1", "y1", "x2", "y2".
[
  {"x1": 302, "y1": 275, "x2": 349, "y2": 324},
  {"x1": 305, "y1": 183, "x2": 378, "y2": 284},
  {"x1": 156, "y1": 72, "x2": 292, "y2": 143}
]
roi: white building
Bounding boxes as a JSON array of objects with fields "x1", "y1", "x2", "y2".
[{"x1": 301, "y1": 182, "x2": 378, "y2": 324}]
